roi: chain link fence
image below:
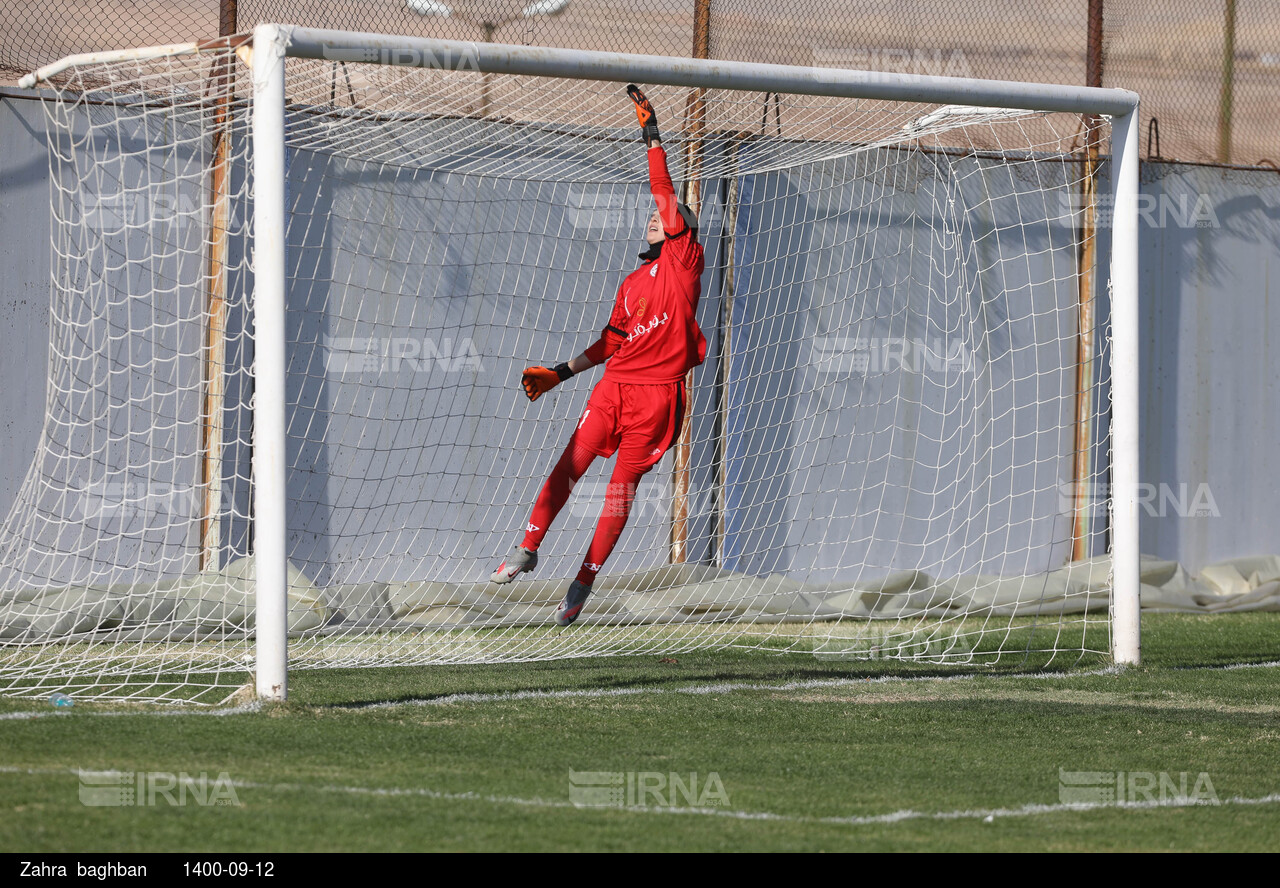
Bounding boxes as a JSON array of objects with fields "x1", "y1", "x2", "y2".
[{"x1": 3, "y1": 1, "x2": 1277, "y2": 165}]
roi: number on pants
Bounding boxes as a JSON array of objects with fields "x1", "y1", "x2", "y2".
[{"x1": 578, "y1": 409, "x2": 591, "y2": 430}]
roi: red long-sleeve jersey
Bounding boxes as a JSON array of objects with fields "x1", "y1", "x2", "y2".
[{"x1": 588, "y1": 146, "x2": 707, "y2": 384}]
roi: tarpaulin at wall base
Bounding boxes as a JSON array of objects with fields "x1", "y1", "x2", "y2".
[{"x1": 3, "y1": 553, "x2": 1278, "y2": 642}]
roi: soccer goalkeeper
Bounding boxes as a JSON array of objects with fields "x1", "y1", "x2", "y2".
[{"x1": 489, "y1": 85, "x2": 707, "y2": 627}]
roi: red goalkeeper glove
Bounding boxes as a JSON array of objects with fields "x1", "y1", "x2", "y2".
[
  {"x1": 627, "y1": 84, "x2": 660, "y2": 147},
  {"x1": 521, "y1": 363, "x2": 574, "y2": 402}
]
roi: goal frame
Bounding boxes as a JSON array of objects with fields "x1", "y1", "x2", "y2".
[
  {"x1": 259, "y1": 25, "x2": 1142, "y2": 696},
  {"x1": 22, "y1": 24, "x2": 1143, "y2": 698}
]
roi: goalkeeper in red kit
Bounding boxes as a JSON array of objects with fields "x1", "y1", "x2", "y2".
[{"x1": 489, "y1": 85, "x2": 707, "y2": 627}]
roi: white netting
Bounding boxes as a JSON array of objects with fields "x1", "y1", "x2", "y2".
[{"x1": 1, "y1": 39, "x2": 1114, "y2": 701}]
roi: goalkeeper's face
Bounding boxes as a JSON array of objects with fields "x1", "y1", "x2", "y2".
[{"x1": 645, "y1": 209, "x2": 665, "y2": 245}]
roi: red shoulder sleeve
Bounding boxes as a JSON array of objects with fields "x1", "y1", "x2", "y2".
[
  {"x1": 607, "y1": 280, "x2": 631, "y2": 333},
  {"x1": 583, "y1": 285, "x2": 631, "y2": 364}
]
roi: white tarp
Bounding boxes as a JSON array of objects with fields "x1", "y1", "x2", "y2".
[{"x1": 3, "y1": 553, "x2": 1278, "y2": 641}]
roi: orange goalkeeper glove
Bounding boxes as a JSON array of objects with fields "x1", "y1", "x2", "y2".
[
  {"x1": 626, "y1": 84, "x2": 660, "y2": 147},
  {"x1": 521, "y1": 363, "x2": 574, "y2": 402}
]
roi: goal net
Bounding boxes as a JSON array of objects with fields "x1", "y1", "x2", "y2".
[{"x1": 2, "y1": 28, "x2": 1137, "y2": 701}]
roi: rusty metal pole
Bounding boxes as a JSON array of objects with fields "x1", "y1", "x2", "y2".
[
  {"x1": 712, "y1": 157, "x2": 738, "y2": 568},
  {"x1": 691, "y1": 0, "x2": 710, "y2": 62},
  {"x1": 670, "y1": 0, "x2": 712, "y2": 564},
  {"x1": 480, "y1": 21, "x2": 497, "y2": 115},
  {"x1": 219, "y1": 0, "x2": 237, "y2": 37},
  {"x1": 1070, "y1": 0, "x2": 1104, "y2": 563},
  {"x1": 200, "y1": 0, "x2": 239, "y2": 570},
  {"x1": 1218, "y1": 0, "x2": 1236, "y2": 163}
]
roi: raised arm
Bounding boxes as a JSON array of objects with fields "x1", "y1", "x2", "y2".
[
  {"x1": 647, "y1": 145, "x2": 686, "y2": 238},
  {"x1": 627, "y1": 84, "x2": 686, "y2": 238}
]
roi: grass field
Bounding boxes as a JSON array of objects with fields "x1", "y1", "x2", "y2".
[{"x1": 2, "y1": 613, "x2": 1278, "y2": 852}]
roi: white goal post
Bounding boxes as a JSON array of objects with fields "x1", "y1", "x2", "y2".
[
  {"x1": 253, "y1": 25, "x2": 1142, "y2": 697},
  {"x1": 11, "y1": 24, "x2": 1140, "y2": 703}
]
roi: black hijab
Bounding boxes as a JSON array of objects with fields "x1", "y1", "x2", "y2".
[{"x1": 638, "y1": 202, "x2": 698, "y2": 261}]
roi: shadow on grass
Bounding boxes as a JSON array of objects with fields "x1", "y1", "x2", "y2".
[{"x1": 299, "y1": 650, "x2": 1112, "y2": 709}]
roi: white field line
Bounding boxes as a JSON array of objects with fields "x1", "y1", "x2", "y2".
[
  {"x1": 2, "y1": 658, "x2": 1277, "y2": 721},
  {"x1": 1, "y1": 765, "x2": 1277, "y2": 827},
  {"x1": 0, "y1": 702, "x2": 261, "y2": 721},
  {"x1": 1184, "y1": 659, "x2": 1280, "y2": 672}
]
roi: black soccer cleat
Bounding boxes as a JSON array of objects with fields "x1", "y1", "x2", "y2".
[{"x1": 553, "y1": 580, "x2": 593, "y2": 627}]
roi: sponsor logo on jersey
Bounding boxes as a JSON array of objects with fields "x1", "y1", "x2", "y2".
[
  {"x1": 628, "y1": 311, "x2": 671, "y2": 342},
  {"x1": 650, "y1": 263, "x2": 659, "y2": 277}
]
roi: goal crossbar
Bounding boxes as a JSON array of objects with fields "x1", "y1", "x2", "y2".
[{"x1": 283, "y1": 27, "x2": 1138, "y2": 117}]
